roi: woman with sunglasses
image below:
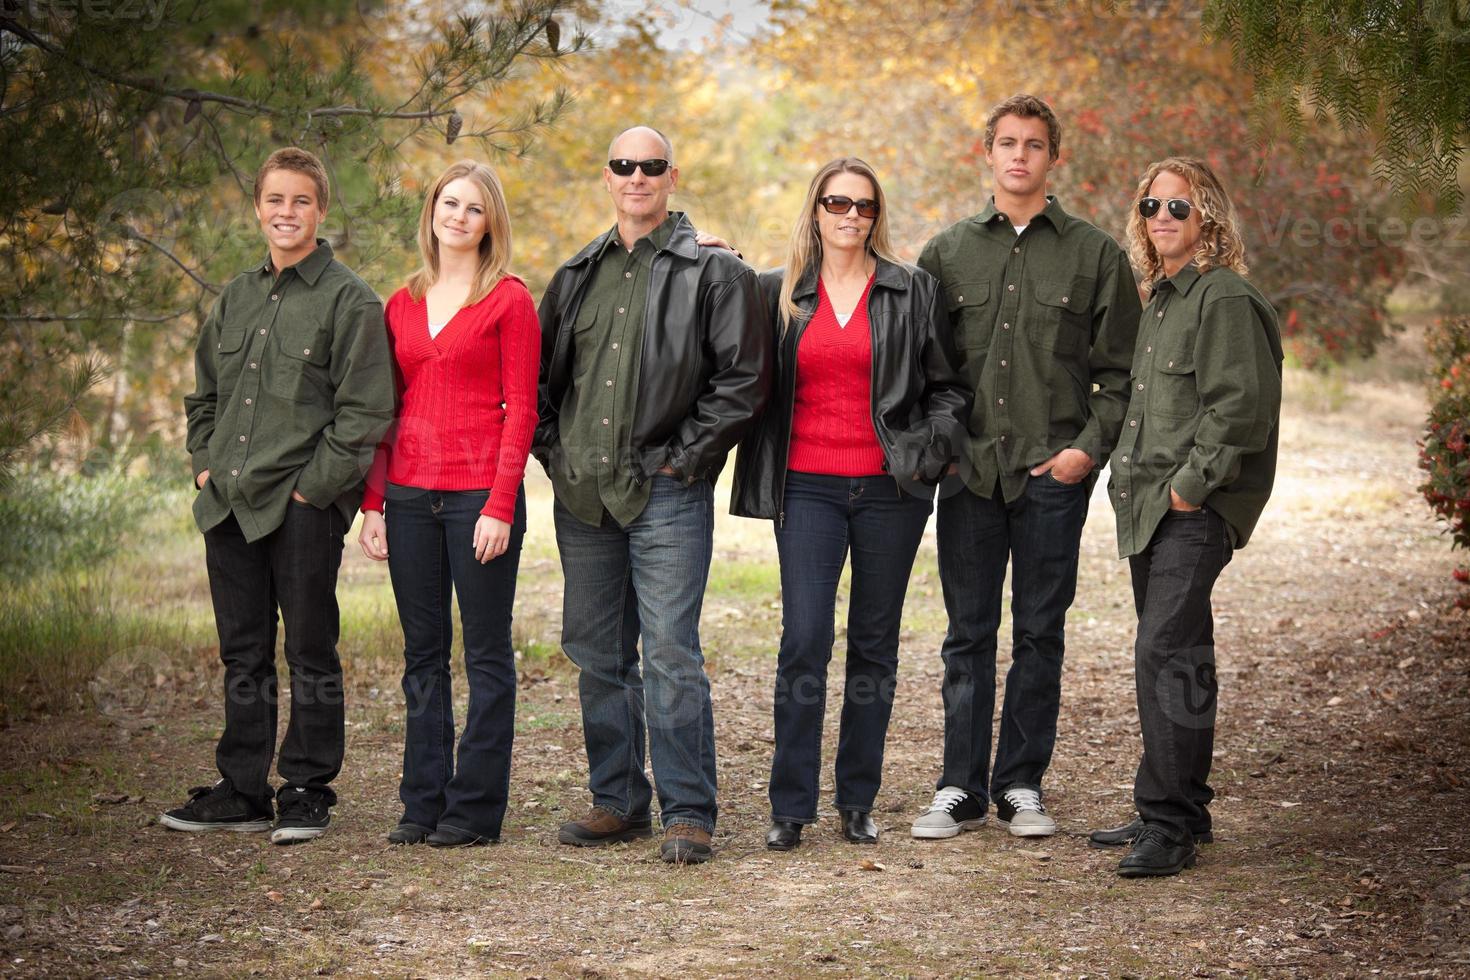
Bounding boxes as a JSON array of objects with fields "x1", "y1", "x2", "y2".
[
  {"x1": 357, "y1": 160, "x2": 539, "y2": 847},
  {"x1": 1089, "y1": 158, "x2": 1282, "y2": 876},
  {"x1": 731, "y1": 157, "x2": 971, "y2": 849}
]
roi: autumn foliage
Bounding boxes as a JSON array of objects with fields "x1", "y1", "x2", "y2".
[{"x1": 1420, "y1": 319, "x2": 1470, "y2": 606}]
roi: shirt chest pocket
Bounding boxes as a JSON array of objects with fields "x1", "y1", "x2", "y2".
[
  {"x1": 945, "y1": 281, "x2": 993, "y2": 352},
  {"x1": 1030, "y1": 278, "x2": 1094, "y2": 355},
  {"x1": 214, "y1": 327, "x2": 247, "y2": 396},
  {"x1": 1149, "y1": 349, "x2": 1200, "y2": 419},
  {"x1": 268, "y1": 319, "x2": 332, "y2": 403}
]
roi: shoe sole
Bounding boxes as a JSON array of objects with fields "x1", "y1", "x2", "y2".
[
  {"x1": 1118, "y1": 853, "x2": 1198, "y2": 878},
  {"x1": 270, "y1": 826, "x2": 326, "y2": 845},
  {"x1": 159, "y1": 814, "x2": 271, "y2": 833},
  {"x1": 997, "y1": 818, "x2": 1057, "y2": 838},
  {"x1": 557, "y1": 825, "x2": 654, "y2": 847},
  {"x1": 766, "y1": 840, "x2": 800, "y2": 851},
  {"x1": 911, "y1": 817, "x2": 987, "y2": 840}
]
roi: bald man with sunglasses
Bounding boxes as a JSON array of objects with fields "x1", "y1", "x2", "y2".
[{"x1": 532, "y1": 125, "x2": 770, "y2": 865}]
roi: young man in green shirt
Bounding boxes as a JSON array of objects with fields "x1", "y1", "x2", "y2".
[
  {"x1": 165, "y1": 147, "x2": 394, "y2": 844},
  {"x1": 912, "y1": 95, "x2": 1142, "y2": 840},
  {"x1": 1088, "y1": 158, "x2": 1282, "y2": 877}
]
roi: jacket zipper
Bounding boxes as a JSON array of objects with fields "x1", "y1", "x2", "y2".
[{"x1": 776, "y1": 311, "x2": 810, "y2": 528}]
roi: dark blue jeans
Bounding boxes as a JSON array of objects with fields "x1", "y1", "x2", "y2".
[
  {"x1": 553, "y1": 476, "x2": 717, "y2": 833},
  {"x1": 935, "y1": 473, "x2": 1089, "y2": 805},
  {"x1": 386, "y1": 484, "x2": 525, "y2": 840},
  {"x1": 1129, "y1": 507, "x2": 1233, "y2": 838},
  {"x1": 203, "y1": 502, "x2": 346, "y2": 811},
  {"x1": 770, "y1": 472, "x2": 932, "y2": 823}
]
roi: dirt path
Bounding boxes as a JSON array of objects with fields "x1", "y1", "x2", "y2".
[{"x1": 2, "y1": 351, "x2": 1468, "y2": 978}]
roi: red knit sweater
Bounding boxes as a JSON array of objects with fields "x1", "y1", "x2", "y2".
[
  {"x1": 787, "y1": 278, "x2": 885, "y2": 477},
  {"x1": 362, "y1": 276, "x2": 540, "y2": 522}
]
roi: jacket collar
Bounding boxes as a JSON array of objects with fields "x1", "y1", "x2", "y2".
[
  {"x1": 565, "y1": 211, "x2": 698, "y2": 268},
  {"x1": 256, "y1": 239, "x2": 333, "y2": 284},
  {"x1": 973, "y1": 195, "x2": 1069, "y2": 234},
  {"x1": 790, "y1": 254, "x2": 909, "y2": 303}
]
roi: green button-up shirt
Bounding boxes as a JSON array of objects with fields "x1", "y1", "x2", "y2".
[
  {"x1": 1108, "y1": 263, "x2": 1283, "y2": 558},
  {"x1": 918, "y1": 196, "x2": 1142, "y2": 502},
  {"x1": 553, "y1": 215, "x2": 676, "y2": 526},
  {"x1": 184, "y1": 240, "x2": 394, "y2": 543}
]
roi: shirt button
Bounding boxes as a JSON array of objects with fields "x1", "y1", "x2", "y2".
[
  {"x1": 611, "y1": 342, "x2": 619, "y2": 350},
  {"x1": 1002, "y1": 322, "x2": 1011, "y2": 330},
  {"x1": 624, "y1": 272, "x2": 632, "y2": 279},
  {"x1": 1012, "y1": 247, "x2": 1020, "y2": 254},
  {"x1": 271, "y1": 294, "x2": 279, "y2": 301},
  {"x1": 601, "y1": 456, "x2": 609, "y2": 463},
  {"x1": 1007, "y1": 284, "x2": 1015, "y2": 292},
  {"x1": 244, "y1": 398, "x2": 252, "y2": 406},
  {"x1": 258, "y1": 328, "x2": 266, "y2": 335},
  {"x1": 957, "y1": 295, "x2": 963, "y2": 302},
  {"x1": 997, "y1": 398, "x2": 1005, "y2": 406},
  {"x1": 230, "y1": 469, "x2": 238, "y2": 476},
  {"x1": 250, "y1": 362, "x2": 257, "y2": 369},
  {"x1": 1168, "y1": 360, "x2": 1175, "y2": 368},
  {"x1": 1146, "y1": 345, "x2": 1153, "y2": 353},
  {"x1": 601, "y1": 418, "x2": 610, "y2": 425},
  {"x1": 238, "y1": 435, "x2": 246, "y2": 442},
  {"x1": 1137, "y1": 383, "x2": 1144, "y2": 390},
  {"x1": 1000, "y1": 435, "x2": 1008, "y2": 442},
  {"x1": 1157, "y1": 310, "x2": 1164, "y2": 318},
  {"x1": 1121, "y1": 455, "x2": 1129, "y2": 463},
  {"x1": 1000, "y1": 359, "x2": 1008, "y2": 367},
  {"x1": 302, "y1": 348, "x2": 310, "y2": 356},
  {"x1": 617, "y1": 307, "x2": 625, "y2": 314},
  {"x1": 605, "y1": 379, "x2": 613, "y2": 387},
  {"x1": 1129, "y1": 419, "x2": 1138, "y2": 427},
  {"x1": 1120, "y1": 491, "x2": 1129, "y2": 499},
  {"x1": 1061, "y1": 295, "x2": 1069, "y2": 303}
]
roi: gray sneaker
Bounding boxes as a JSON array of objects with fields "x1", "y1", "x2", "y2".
[
  {"x1": 911, "y1": 786, "x2": 988, "y2": 839},
  {"x1": 995, "y1": 787, "x2": 1057, "y2": 837}
]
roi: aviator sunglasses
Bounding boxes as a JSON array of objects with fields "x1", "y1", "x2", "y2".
[
  {"x1": 1138, "y1": 197, "x2": 1195, "y2": 221},
  {"x1": 818, "y1": 195, "x2": 881, "y2": 219},
  {"x1": 608, "y1": 158, "x2": 671, "y2": 177}
]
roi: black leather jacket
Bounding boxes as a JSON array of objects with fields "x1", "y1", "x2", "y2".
[
  {"x1": 730, "y1": 257, "x2": 972, "y2": 520},
  {"x1": 533, "y1": 213, "x2": 771, "y2": 485}
]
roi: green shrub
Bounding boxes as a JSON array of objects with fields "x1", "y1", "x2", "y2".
[
  {"x1": 0, "y1": 464, "x2": 155, "y2": 576},
  {"x1": 1419, "y1": 318, "x2": 1470, "y2": 606}
]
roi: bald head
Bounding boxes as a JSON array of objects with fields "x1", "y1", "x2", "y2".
[{"x1": 608, "y1": 125, "x2": 674, "y2": 164}]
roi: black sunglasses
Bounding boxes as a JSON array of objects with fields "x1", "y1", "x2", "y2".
[
  {"x1": 1139, "y1": 197, "x2": 1194, "y2": 221},
  {"x1": 818, "y1": 195, "x2": 880, "y2": 219},
  {"x1": 608, "y1": 158, "x2": 671, "y2": 177}
]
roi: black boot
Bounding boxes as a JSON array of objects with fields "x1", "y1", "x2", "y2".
[
  {"x1": 766, "y1": 820, "x2": 802, "y2": 851},
  {"x1": 839, "y1": 810, "x2": 878, "y2": 844}
]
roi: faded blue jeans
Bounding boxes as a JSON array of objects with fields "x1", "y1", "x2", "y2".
[{"x1": 553, "y1": 475, "x2": 717, "y2": 833}]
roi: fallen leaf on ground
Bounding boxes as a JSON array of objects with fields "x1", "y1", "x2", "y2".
[
  {"x1": 402, "y1": 884, "x2": 422, "y2": 899},
  {"x1": 265, "y1": 890, "x2": 284, "y2": 903},
  {"x1": 858, "y1": 859, "x2": 885, "y2": 871}
]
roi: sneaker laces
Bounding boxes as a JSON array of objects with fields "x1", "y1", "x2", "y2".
[
  {"x1": 1002, "y1": 787, "x2": 1045, "y2": 814},
  {"x1": 924, "y1": 786, "x2": 972, "y2": 814}
]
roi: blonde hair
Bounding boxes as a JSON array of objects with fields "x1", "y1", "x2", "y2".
[
  {"x1": 777, "y1": 157, "x2": 902, "y2": 328},
  {"x1": 406, "y1": 160, "x2": 513, "y2": 304},
  {"x1": 1127, "y1": 157, "x2": 1249, "y2": 291}
]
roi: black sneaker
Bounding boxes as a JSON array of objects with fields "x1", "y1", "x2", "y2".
[
  {"x1": 270, "y1": 788, "x2": 330, "y2": 845},
  {"x1": 910, "y1": 786, "x2": 988, "y2": 839},
  {"x1": 160, "y1": 780, "x2": 272, "y2": 833}
]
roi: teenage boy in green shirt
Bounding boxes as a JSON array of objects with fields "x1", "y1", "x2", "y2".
[
  {"x1": 1088, "y1": 158, "x2": 1281, "y2": 877},
  {"x1": 912, "y1": 95, "x2": 1142, "y2": 840},
  {"x1": 164, "y1": 147, "x2": 394, "y2": 844}
]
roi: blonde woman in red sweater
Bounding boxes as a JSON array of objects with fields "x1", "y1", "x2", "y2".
[
  {"x1": 731, "y1": 158, "x2": 971, "y2": 849},
  {"x1": 358, "y1": 161, "x2": 539, "y2": 847}
]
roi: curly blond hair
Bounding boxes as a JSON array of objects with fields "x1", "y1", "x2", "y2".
[{"x1": 1126, "y1": 157, "x2": 1248, "y2": 291}]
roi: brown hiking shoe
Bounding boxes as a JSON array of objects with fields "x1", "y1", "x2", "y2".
[
  {"x1": 660, "y1": 824, "x2": 713, "y2": 865},
  {"x1": 557, "y1": 807, "x2": 653, "y2": 847}
]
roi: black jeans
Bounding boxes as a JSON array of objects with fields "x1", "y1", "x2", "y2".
[
  {"x1": 386, "y1": 485, "x2": 525, "y2": 840},
  {"x1": 935, "y1": 473, "x2": 1089, "y2": 804},
  {"x1": 769, "y1": 472, "x2": 932, "y2": 823},
  {"x1": 203, "y1": 502, "x2": 347, "y2": 810},
  {"x1": 1129, "y1": 507, "x2": 1233, "y2": 838}
]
